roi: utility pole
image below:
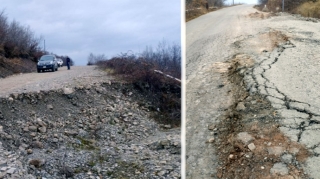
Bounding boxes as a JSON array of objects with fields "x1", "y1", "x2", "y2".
[
  {"x1": 282, "y1": 0, "x2": 284, "y2": 12},
  {"x1": 44, "y1": 40, "x2": 46, "y2": 52},
  {"x1": 233, "y1": 0, "x2": 234, "y2": 5}
]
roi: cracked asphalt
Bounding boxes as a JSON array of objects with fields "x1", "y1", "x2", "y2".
[{"x1": 187, "y1": 4, "x2": 320, "y2": 179}]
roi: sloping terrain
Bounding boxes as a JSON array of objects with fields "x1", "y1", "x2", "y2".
[{"x1": 0, "y1": 68, "x2": 181, "y2": 178}]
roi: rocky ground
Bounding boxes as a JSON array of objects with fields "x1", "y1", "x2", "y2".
[{"x1": 0, "y1": 77, "x2": 180, "y2": 178}]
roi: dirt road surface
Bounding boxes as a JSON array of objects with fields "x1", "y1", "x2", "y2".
[
  {"x1": 187, "y1": 4, "x2": 320, "y2": 179},
  {"x1": 0, "y1": 66, "x2": 111, "y2": 98}
]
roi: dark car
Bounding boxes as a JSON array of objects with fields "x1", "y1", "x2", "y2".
[{"x1": 37, "y1": 55, "x2": 58, "y2": 73}]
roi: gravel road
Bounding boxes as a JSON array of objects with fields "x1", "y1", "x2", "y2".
[
  {"x1": 0, "y1": 66, "x2": 111, "y2": 98},
  {"x1": 187, "y1": 4, "x2": 320, "y2": 179}
]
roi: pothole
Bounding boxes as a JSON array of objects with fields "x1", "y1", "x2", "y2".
[
  {"x1": 213, "y1": 54, "x2": 310, "y2": 179},
  {"x1": 232, "y1": 30, "x2": 289, "y2": 54},
  {"x1": 248, "y1": 11, "x2": 273, "y2": 19}
]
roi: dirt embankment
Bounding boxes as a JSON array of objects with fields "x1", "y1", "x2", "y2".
[{"x1": 0, "y1": 75, "x2": 181, "y2": 178}]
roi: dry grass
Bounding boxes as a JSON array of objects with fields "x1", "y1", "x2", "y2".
[
  {"x1": 0, "y1": 57, "x2": 36, "y2": 78},
  {"x1": 295, "y1": 0, "x2": 320, "y2": 18},
  {"x1": 186, "y1": 8, "x2": 209, "y2": 22}
]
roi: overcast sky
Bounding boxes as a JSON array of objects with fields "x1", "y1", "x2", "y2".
[
  {"x1": 225, "y1": 0, "x2": 257, "y2": 5},
  {"x1": 1, "y1": 0, "x2": 181, "y2": 65}
]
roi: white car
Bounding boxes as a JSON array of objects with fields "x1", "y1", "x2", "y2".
[{"x1": 57, "y1": 58, "x2": 63, "y2": 67}]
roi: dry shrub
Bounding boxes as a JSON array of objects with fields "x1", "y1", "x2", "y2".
[
  {"x1": 186, "y1": 8, "x2": 208, "y2": 22},
  {"x1": 0, "y1": 57, "x2": 36, "y2": 78},
  {"x1": 266, "y1": 0, "x2": 282, "y2": 12},
  {"x1": 97, "y1": 56, "x2": 181, "y2": 126},
  {"x1": 294, "y1": 0, "x2": 320, "y2": 18},
  {"x1": 185, "y1": 0, "x2": 225, "y2": 22}
]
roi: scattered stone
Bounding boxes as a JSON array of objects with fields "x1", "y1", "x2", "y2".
[
  {"x1": 63, "y1": 87, "x2": 74, "y2": 95},
  {"x1": 64, "y1": 130, "x2": 78, "y2": 136},
  {"x1": 28, "y1": 126, "x2": 37, "y2": 132},
  {"x1": 31, "y1": 141, "x2": 43, "y2": 149},
  {"x1": 236, "y1": 102, "x2": 246, "y2": 111},
  {"x1": 60, "y1": 165, "x2": 74, "y2": 178},
  {"x1": 270, "y1": 163, "x2": 288, "y2": 175},
  {"x1": 0, "y1": 82, "x2": 181, "y2": 178},
  {"x1": 267, "y1": 146, "x2": 285, "y2": 156},
  {"x1": 0, "y1": 172, "x2": 6, "y2": 178},
  {"x1": 23, "y1": 127, "x2": 29, "y2": 132},
  {"x1": 52, "y1": 138, "x2": 59, "y2": 143},
  {"x1": 160, "y1": 140, "x2": 170, "y2": 146},
  {"x1": 289, "y1": 147, "x2": 299, "y2": 155},
  {"x1": 47, "y1": 104, "x2": 53, "y2": 110},
  {"x1": 38, "y1": 126, "x2": 46, "y2": 133},
  {"x1": 6, "y1": 167, "x2": 16, "y2": 174},
  {"x1": 248, "y1": 143, "x2": 256, "y2": 151},
  {"x1": 281, "y1": 154, "x2": 293, "y2": 164},
  {"x1": 164, "y1": 125, "x2": 171, "y2": 129},
  {"x1": 29, "y1": 159, "x2": 45, "y2": 168},
  {"x1": 27, "y1": 149, "x2": 33, "y2": 154},
  {"x1": 206, "y1": 138, "x2": 215, "y2": 143},
  {"x1": 208, "y1": 124, "x2": 215, "y2": 130},
  {"x1": 29, "y1": 132, "x2": 36, "y2": 137},
  {"x1": 237, "y1": 132, "x2": 254, "y2": 145},
  {"x1": 36, "y1": 118, "x2": 47, "y2": 127}
]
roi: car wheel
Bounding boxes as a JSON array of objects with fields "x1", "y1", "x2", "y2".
[
  {"x1": 37, "y1": 69, "x2": 41, "y2": 73},
  {"x1": 56, "y1": 66, "x2": 58, "y2": 71},
  {"x1": 52, "y1": 66, "x2": 55, "y2": 72}
]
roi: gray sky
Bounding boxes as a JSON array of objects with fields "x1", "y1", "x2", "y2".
[
  {"x1": 225, "y1": 0, "x2": 257, "y2": 5},
  {"x1": 1, "y1": 0, "x2": 181, "y2": 65}
]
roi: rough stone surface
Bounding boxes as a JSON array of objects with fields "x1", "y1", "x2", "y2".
[
  {"x1": 248, "y1": 143, "x2": 256, "y2": 151},
  {"x1": 0, "y1": 82, "x2": 181, "y2": 178},
  {"x1": 236, "y1": 102, "x2": 246, "y2": 111},
  {"x1": 281, "y1": 154, "x2": 293, "y2": 164},
  {"x1": 304, "y1": 157, "x2": 320, "y2": 179},
  {"x1": 237, "y1": 132, "x2": 254, "y2": 145},
  {"x1": 300, "y1": 130, "x2": 320, "y2": 148},
  {"x1": 270, "y1": 163, "x2": 289, "y2": 176},
  {"x1": 267, "y1": 146, "x2": 285, "y2": 156}
]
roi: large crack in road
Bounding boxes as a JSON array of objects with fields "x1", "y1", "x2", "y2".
[{"x1": 187, "y1": 4, "x2": 320, "y2": 179}]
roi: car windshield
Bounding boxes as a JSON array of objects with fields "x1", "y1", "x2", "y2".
[{"x1": 40, "y1": 56, "x2": 54, "y2": 61}]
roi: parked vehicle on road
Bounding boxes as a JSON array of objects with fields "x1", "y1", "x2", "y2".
[
  {"x1": 37, "y1": 55, "x2": 58, "y2": 73},
  {"x1": 57, "y1": 58, "x2": 63, "y2": 67}
]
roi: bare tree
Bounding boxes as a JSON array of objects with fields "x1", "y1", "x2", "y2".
[
  {"x1": 0, "y1": 9, "x2": 42, "y2": 60},
  {"x1": 87, "y1": 53, "x2": 106, "y2": 65}
]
